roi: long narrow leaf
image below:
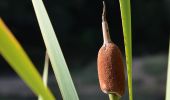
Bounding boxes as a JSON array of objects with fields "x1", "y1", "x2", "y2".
[
  {"x1": 118, "y1": 0, "x2": 133, "y2": 100},
  {"x1": 0, "y1": 18, "x2": 55, "y2": 100},
  {"x1": 166, "y1": 39, "x2": 170, "y2": 100},
  {"x1": 38, "y1": 51, "x2": 50, "y2": 100},
  {"x1": 31, "y1": 0, "x2": 79, "y2": 100}
]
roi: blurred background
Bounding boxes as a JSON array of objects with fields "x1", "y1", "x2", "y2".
[{"x1": 0, "y1": 0, "x2": 170, "y2": 100}]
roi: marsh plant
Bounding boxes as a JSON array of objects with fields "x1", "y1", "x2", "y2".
[{"x1": 0, "y1": 0, "x2": 170, "y2": 100}]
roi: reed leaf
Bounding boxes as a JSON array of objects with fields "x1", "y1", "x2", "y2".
[
  {"x1": 31, "y1": 0, "x2": 79, "y2": 100},
  {"x1": 166, "y1": 39, "x2": 170, "y2": 100},
  {"x1": 0, "y1": 18, "x2": 55, "y2": 100},
  {"x1": 118, "y1": 0, "x2": 133, "y2": 100}
]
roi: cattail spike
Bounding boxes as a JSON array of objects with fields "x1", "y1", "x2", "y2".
[{"x1": 98, "y1": 1, "x2": 125, "y2": 97}]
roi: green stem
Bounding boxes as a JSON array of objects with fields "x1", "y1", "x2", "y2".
[
  {"x1": 42, "y1": 51, "x2": 49, "y2": 86},
  {"x1": 166, "y1": 39, "x2": 170, "y2": 100},
  {"x1": 38, "y1": 51, "x2": 49, "y2": 100},
  {"x1": 108, "y1": 94, "x2": 119, "y2": 100}
]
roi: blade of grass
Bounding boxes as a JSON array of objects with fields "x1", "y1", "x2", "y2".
[
  {"x1": 118, "y1": 0, "x2": 133, "y2": 100},
  {"x1": 166, "y1": 39, "x2": 170, "y2": 100},
  {"x1": 38, "y1": 51, "x2": 49, "y2": 100},
  {"x1": 31, "y1": 0, "x2": 79, "y2": 100},
  {"x1": 0, "y1": 18, "x2": 55, "y2": 100}
]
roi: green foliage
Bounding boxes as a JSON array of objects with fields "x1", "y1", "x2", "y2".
[
  {"x1": 118, "y1": 0, "x2": 133, "y2": 100},
  {"x1": 0, "y1": 19, "x2": 55, "y2": 100},
  {"x1": 166, "y1": 39, "x2": 170, "y2": 100},
  {"x1": 31, "y1": 0, "x2": 79, "y2": 100},
  {"x1": 38, "y1": 51, "x2": 49, "y2": 100},
  {"x1": 109, "y1": 94, "x2": 119, "y2": 100}
]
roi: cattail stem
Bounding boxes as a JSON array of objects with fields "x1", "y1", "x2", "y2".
[
  {"x1": 109, "y1": 94, "x2": 119, "y2": 100},
  {"x1": 102, "y1": 1, "x2": 112, "y2": 44}
]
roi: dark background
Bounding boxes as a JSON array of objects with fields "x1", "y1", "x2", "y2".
[{"x1": 0, "y1": 0, "x2": 169, "y2": 100}]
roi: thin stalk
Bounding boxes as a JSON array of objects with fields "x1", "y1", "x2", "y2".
[
  {"x1": 166, "y1": 39, "x2": 170, "y2": 100},
  {"x1": 38, "y1": 51, "x2": 49, "y2": 100},
  {"x1": 109, "y1": 94, "x2": 119, "y2": 100},
  {"x1": 42, "y1": 51, "x2": 49, "y2": 86}
]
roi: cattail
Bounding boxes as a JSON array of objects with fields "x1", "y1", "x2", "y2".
[{"x1": 97, "y1": 1, "x2": 125, "y2": 97}]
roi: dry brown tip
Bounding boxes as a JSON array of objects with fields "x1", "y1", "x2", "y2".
[
  {"x1": 102, "y1": 1, "x2": 106, "y2": 21},
  {"x1": 102, "y1": 1, "x2": 112, "y2": 44}
]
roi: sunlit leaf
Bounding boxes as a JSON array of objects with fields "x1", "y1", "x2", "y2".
[
  {"x1": 31, "y1": 0, "x2": 79, "y2": 100},
  {"x1": 0, "y1": 18, "x2": 55, "y2": 100}
]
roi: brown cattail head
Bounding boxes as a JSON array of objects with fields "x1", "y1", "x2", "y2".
[
  {"x1": 97, "y1": 1, "x2": 125, "y2": 97},
  {"x1": 98, "y1": 43, "x2": 125, "y2": 96}
]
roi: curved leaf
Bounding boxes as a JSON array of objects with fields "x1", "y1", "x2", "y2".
[
  {"x1": 31, "y1": 0, "x2": 79, "y2": 100},
  {"x1": 0, "y1": 19, "x2": 55, "y2": 100}
]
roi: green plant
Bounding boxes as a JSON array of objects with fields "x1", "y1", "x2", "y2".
[
  {"x1": 109, "y1": 94, "x2": 119, "y2": 100},
  {"x1": 118, "y1": 0, "x2": 133, "y2": 100},
  {"x1": 166, "y1": 39, "x2": 170, "y2": 100},
  {"x1": 0, "y1": 0, "x2": 133, "y2": 99},
  {"x1": 31, "y1": 0, "x2": 79, "y2": 99},
  {"x1": 0, "y1": 0, "x2": 79, "y2": 99},
  {"x1": 38, "y1": 51, "x2": 49, "y2": 100},
  {"x1": 0, "y1": 18, "x2": 55, "y2": 100}
]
